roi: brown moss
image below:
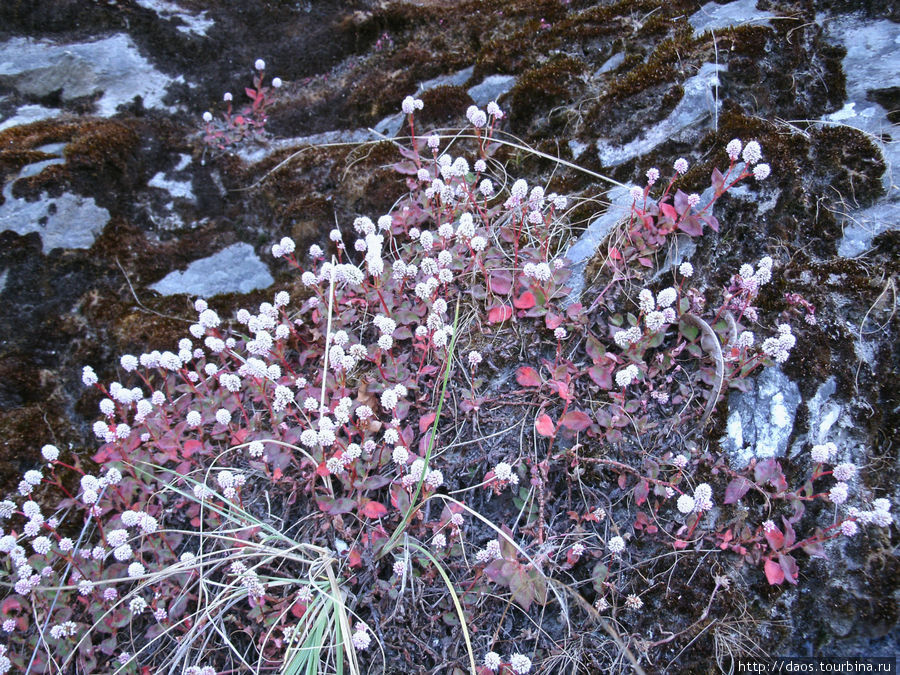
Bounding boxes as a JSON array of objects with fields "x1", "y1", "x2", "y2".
[
  {"x1": 64, "y1": 119, "x2": 140, "y2": 174},
  {"x1": 418, "y1": 85, "x2": 475, "y2": 127},
  {"x1": 867, "y1": 86, "x2": 900, "y2": 124},
  {"x1": 506, "y1": 55, "x2": 586, "y2": 133}
]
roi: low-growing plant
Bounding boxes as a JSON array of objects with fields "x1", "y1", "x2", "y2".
[{"x1": 0, "y1": 90, "x2": 892, "y2": 675}]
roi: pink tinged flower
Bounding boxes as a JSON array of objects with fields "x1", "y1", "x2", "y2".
[
  {"x1": 726, "y1": 138, "x2": 742, "y2": 161},
  {"x1": 829, "y1": 482, "x2": 849, "y2": 505},
  {"x1": 679, "y1": 262, "x2": 694, "y2": 277},
  {"x1": 687, "y1": 193, "x2": 701, "y2": 207},
  {"x1": 351, "y1": 625, "x2": 371, "y2": 651},
  {"x1": 841, "y1": 520, "x2": 858, "y2": 537},
  {"x1": 2, "y1": 619, "x2": 15, "y2": 633},
  {"x1": 674, "y1": 158, "x2": 689, "y2": 174},
  {"x1": 645, "y1": 167, "x2": 659, "y2": 185},
  {"x1": 127, "y1": 562, "x2": 145, "y2": 578},
  {"x1": 742, "y1": 140, "x2": 762, "y2": 165},
  {"x1": 833, "y1": 462, "x2": 857, "y2": 482}
]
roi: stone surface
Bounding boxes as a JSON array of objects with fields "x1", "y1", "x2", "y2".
[
  {"x1": 0, "y1": 144, "x2": 110, "y2": 252},
  {"x1": 721, "y1": 367, "x2": 802, "y2": 469},
  {"x1": 134, "y1": 0, "x2": 215, "y2": 36},
  {"x1": 0, "y1": 34, "x2": 184, "y2": 116},
  {"x1": 595, "y1": 63, "x2": 725, "y2": 166},
  {"x1": 149, "y1": 243, "x2": 274, "y2": 297},
  {"x1": 820, "y1": 16, "x2": 900, "y2": 254},
  {"x1": 689, "y1": 0, "x2": 775, "y2": 34},
  {"x1": 467, "y1": 74, "x2": 517, "y2": 106}
]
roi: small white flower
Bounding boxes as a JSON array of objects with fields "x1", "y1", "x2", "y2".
[
  {"x1": 676, "y1": 494, "x2": 695, "y2": 514},
  {"x1": 271, "y1": 77, "x2": 282, "y2": 88},
  {"x1": 509, "y1": 653, "x2": 532, "y2": 674},
  {"x1": 202, "y1": 111, "x2": 212, "y2": 123},
  {"x1": 255, "y1": 59, "x2": 266, "y2": 71},
  {"x1": 608, "y1": 536, "x2": 625, "y2": 554}
]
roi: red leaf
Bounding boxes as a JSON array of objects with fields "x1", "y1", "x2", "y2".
[
  {"x1": 609, "y1": 246, "x2": 622, "y2": 260},
  {"x1": 659, "y1": 202, "x2": 677, "y2": 221},
  {"x1": 419, "y1": 412, "x2": 436, "y2": 433},
  {"x1": 723, "y1": 477, "x2": 751, "y2": 504},
  {"x1": 535, "y1": 414, "x2": 555, "y2": 437},
  {"x1": 359, "y1": 500, "x2": 388, "y2": 519},
  {"x1": 637, "y1": 257, "x2": 653, "y2": 268},
  {"x1": 673, "y1": 539, "x2": 688, "y2": 550},
  {"x1": 552, "y1": 380, "x2": 572, "y2": 401},
  {"x1": 182, "y1": 440, "x2": 203, "y2": 458},
  {"x1": 245, "y1": 87, "x2": 258, "y2": 100},
  {"x1": 764, "y1": 559, "x2": 785, "y2": 585},
  {"x1": 516, "y1": 367, "x2": 542, "y2": 387},
  {"x1": 559, "y1": 410, "x2": 592, "y2": 431},
  {"x1": 514, "y1": 291, "x2": 536, "y2": 309},
  {"x1": 764, "y1": 526, "x2": 784, "y2": 551},
  {"x1": 488, "y1": 305, "x2": 513, "y2": 323},
  {"x1": 545, "y1": 313, "x2": 563, "y2": 330}
]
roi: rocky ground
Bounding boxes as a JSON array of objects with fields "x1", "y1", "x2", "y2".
[{"x1": 0, "y1": 0, "x2": 897, "y2": 670}]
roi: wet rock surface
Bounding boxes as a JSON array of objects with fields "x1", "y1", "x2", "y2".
[{"x1": 0, "y1": 0, "x2": 896, "y2": 668}]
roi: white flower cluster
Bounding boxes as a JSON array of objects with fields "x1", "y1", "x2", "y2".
[
  {"x1": 760, "y1": 324, "x2": 796, "y2": 364},
  {"x1": 615, "y1": 364, "x2": 640, "y2": 388}
]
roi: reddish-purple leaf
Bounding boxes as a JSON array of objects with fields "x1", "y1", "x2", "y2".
[
  {"x1": 674, "y1": 189, "x2": 690, "y2": 215},
  {"x1": 659, "y1": 202, "x2": 677, "y2": 221},
  {"x1": 488, "y1": 271, "x2": 512, "y2": 295},
  {"x1": 755, "y1": 459, "x2": 788, "y2": 492},
  {"x1": 711, "y1": 167, "x2": 725, "y2": 194},
  {"x1": 634, "y1": 479, "x2": 650, "y2": 506},
  {"x1": 723, "y1": 477, "x2": 751, "y2": 504},
  {"x1": 778, "y1": 553, "x2": 799, "y2": 585},
  {"x1": 588, "y1": 365, "x2": 612, "y2": 389},
  {"x1": 677, "y1": 216, "x2": 704, "y2": 237},
  {"x1": 559, "y1": 410, "x2": 592, "y2": 431}
]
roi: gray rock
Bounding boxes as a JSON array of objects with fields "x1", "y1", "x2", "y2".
[
  {"x1": 417, "y1": 66, "x2": 474, "y2": 95},
  {"x1": 819, "y1": 16, "x2": 900, "y2": 254},
  {"x1": 804, "y1": 377, "x2": 839, "y2": 445},
  {"x1": 564, "y1": 185, "x2": 635, "y2": 302},
  {"x1": 0, "y1": 268, "x2": 7, "y2": 295},
  {"x1": 0, "y1": 105, "x2": 59, "y2": 131},
  {"x1": 596, "y1": 63, "x2": 724, "y2": 166},
  {"x1": 596, "y1": 52, "x2": 625, "y2": 75},
  {"x1": 689, "y1": 0, "x2": 774, "y2": 34},
  {"x1": 149, "y1": 243, "x2": 274, "y2": 297},
  {"x1": 837, "y1": 201, "x2": 900, "y2": 258},
  {"x1": 0, "y1": 34, "x2": 184, "y2": 116},
  {"x1": 134, "y1": 0, "x2": 214, "y2": 36},
  {"x1": 0, "y1": 177, "x2": 109, "y2": 253},
  {"x1": 467, "y1": 74, "x2": 517, "y2": 106},
  {"x1": 721, "y1": 366, "x2": 802, "y2": 469}
]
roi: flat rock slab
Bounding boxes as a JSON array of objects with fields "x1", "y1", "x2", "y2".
[
  {"x1": 595, "y1": 63, "x2": 725, "y2": 167},
  {"x1": 689, "y1": 0, "x2": 775, "y2": 34},
  {"x1": 149, "y1": 242, "x2": 274, "y2": 297},
  {"x1": 0, "y1": 34, "x2": 183, "y2": 116}
]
